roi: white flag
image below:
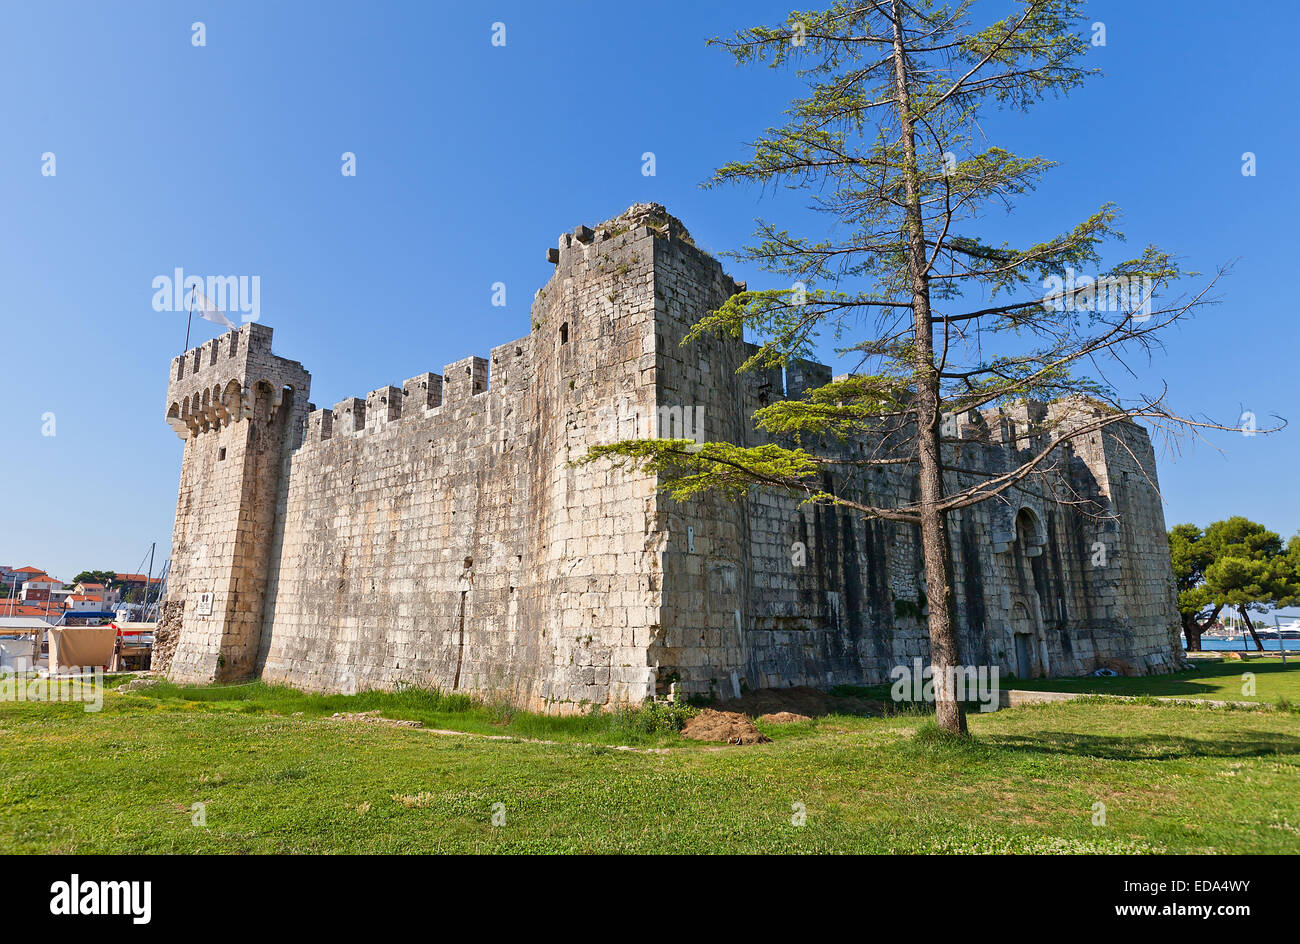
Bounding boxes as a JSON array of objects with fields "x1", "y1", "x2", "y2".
[{"x1": 192, "y1": 286, "x2": 235, "y2": 329}]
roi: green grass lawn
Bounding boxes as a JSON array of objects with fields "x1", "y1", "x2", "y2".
[
  {"x1": 102, "y1": 678, "x2": 697, "y2": 747},
  {"x1": 1001, "y1": 657, "x2": 1300, "y2": 706},
  {"x1": 828, "y1": 657, "x2": 1300, "y2": 708},
  {"x1": 2, "y1": 677, "x2": 1298, "y2": 853}
]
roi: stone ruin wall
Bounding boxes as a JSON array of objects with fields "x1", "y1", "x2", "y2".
[
  {"x1": 647, "y1": 220, "x2": 1181, "y2": 698},
  {"x1": 254, "y1": 218, "x2": 667, "y2": 707},
  {"x1": 156, "y1": 204, "x2": 1183, "y2": 707}
]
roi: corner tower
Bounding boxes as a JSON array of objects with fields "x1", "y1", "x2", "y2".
[{"x1": 156, "y1": 323, "x2": 311, "y2": 682}]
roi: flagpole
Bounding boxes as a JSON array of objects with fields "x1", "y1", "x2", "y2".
[{"x1": 183, "y1": 285, "x2": 195, "y2": 354}]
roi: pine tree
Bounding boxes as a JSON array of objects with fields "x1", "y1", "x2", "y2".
[{"x1": 585, "y1": 0, "x2": 1250, "y2": 733}]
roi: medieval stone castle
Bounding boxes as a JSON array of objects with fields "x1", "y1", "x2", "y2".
[{"x1": 154, "y1": 203, "x2": 1182, "y2": 707}]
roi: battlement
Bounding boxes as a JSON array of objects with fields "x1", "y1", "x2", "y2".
[
  {"x1": 542, "y1": 202, "x2": 744, "y2": 304},
  {"x1": 287, "y1": 202, "x2": 751, "y2": 454},
  {"x1": 295, "y1": 338, "x2": 539, "y2": 449},
  {"x1": 544, "y1": 201, "x2": 693, "y2": 264},
  {"x1": 165, "y1": 322, "x2": 310, "y2": 439}
]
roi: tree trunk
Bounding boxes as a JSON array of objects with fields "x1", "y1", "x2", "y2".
[
  {"x1": 1238, "y1": 605, "x2": 1265, "y2": 652},
  {"x1": 1182, "y1": 603, "x2": 1222, "y2": 651},
  {"x1": 889, "y1": 7, "x2": 967, "y2": 736}
]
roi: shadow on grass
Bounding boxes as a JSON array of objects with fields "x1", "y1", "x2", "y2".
[{"x1": 981, "y1": 728, "x2": 1300, "y2": 761}]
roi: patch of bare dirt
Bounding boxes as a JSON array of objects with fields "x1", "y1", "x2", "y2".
[
  {"x1": 717, "y1": 686, "x2": 882, "y2": 718},
  {"x1": 118, "y1": 677, "x2": 160, "y2": 693},
  {"x1": 681, "y1": 709, "x2": 771, "y2": 745},
  {"x1": 758, "y1": 711, "x2": 812, "y2": 724},
  {"x1": 330, "y1": 710, "x2": 423, "y2": 728}
]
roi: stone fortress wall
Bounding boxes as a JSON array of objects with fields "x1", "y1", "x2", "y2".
[{"x1": 154, "y1": 204, "x2": 1182, "y2": 707}]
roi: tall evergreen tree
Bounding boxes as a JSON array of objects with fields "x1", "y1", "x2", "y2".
[{"x1": 586, "y1": 0, "x2": 1247, "y2": 733}]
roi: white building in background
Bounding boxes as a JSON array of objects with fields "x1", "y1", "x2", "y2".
[
  {"x1": 76, "y1": 582, "x2": 121, "y2": 608},
  {"x1": 64, "y1": 594, "x2": 105, "y2": 612},
  {"x1": 19, "y1": 575, "x2": 63, "y2": 601}
]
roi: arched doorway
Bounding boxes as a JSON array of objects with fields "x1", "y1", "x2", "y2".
[
  {"x1": 1015, "y1": 507, "x2": 1047, "y2": 558},
  {"x1": 1010, "y1": 602, "x2": 1035, "y2": 677}
]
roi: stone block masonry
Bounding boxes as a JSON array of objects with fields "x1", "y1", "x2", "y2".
[{"x1": 154, "y1": 203, "x2": 1184, "y2": 708}]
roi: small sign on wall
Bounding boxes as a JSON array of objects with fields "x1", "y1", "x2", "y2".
[{"x1": 196, "y1": 591, "x2": 214, "y2": 616}]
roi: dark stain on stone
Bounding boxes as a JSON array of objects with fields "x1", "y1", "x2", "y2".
[{"x1": 959, "y1": 516, "x2": 989, "y2": 665}]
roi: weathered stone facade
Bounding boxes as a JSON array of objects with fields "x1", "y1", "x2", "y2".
[{"x1": 155, "y1": 203, "x2": 1183, "y2": 707}]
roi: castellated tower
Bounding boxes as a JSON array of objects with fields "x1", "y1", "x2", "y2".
[
  {"x1": 156, "y1": 323, "x2": 311, "y2": 682},
  {"x1": 157, "y1": 204, "x2": 1181, "y2": 706}
]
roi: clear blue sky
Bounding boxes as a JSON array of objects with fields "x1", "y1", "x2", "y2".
[{"x1": 1, "y1": 0, "x2": 1296, "y2": 584}]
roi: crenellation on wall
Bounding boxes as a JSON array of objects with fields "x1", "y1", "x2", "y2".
[
  {"x1": 786, "y1": 358, "x2": 833, "y2": 400},
  {"x1": 443, "y1": 355, "x2": 489, "y2": 400},
  {"x1": 956, "y1": 408, "x2": 990, "y2": 443},
  {"x1": 365, "y1": 386, "x2": 402, "y2": 430},
  {"x1": 305, "y1": 408, "x2": 333, "y2": 444},
  {"x1": 333, "y1": 397, "x2": 366, "y2": 434},
  {"x1": 489, "y1": 337, "x2": 531, "y2": 391},
  {"x1": 402, "y1": 372, "x2": 444, "y2": 410},
  {"x1": 740, "y1": 344, "x2": 786, "y2": 416}
]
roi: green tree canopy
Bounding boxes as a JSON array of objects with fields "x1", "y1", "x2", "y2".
[
  {"x1": 1168, "y1": 518, "x2": 1297, "y2": 651},
  {"x1": 72, "y1": 570, "x2": 117, "y2": 586}
]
